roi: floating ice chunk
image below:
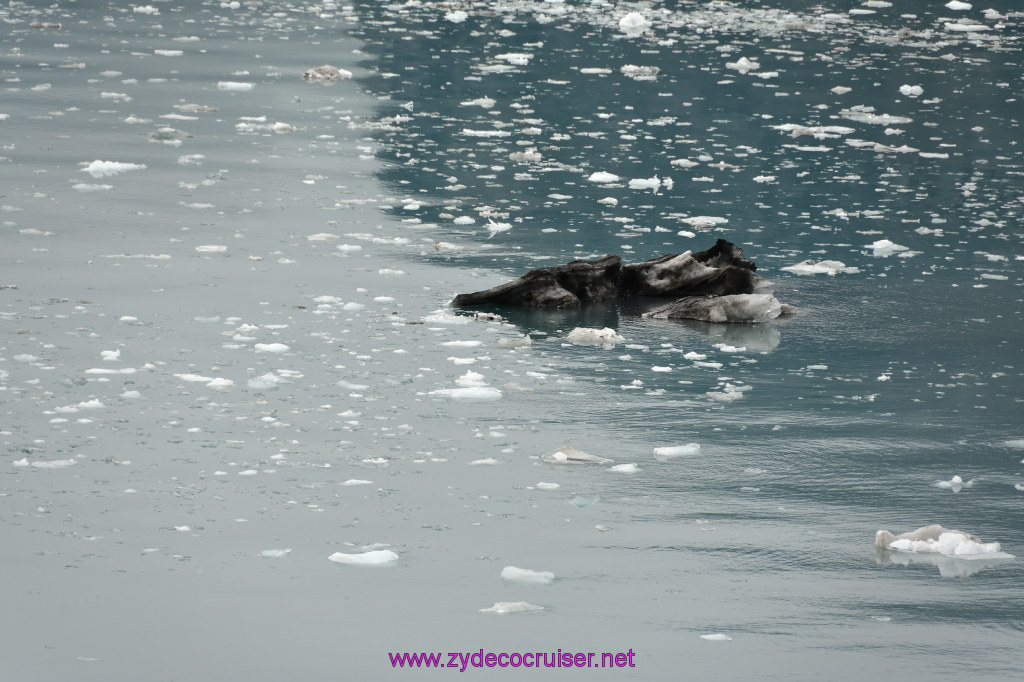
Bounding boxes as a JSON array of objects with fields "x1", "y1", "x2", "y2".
[
  {"x1": 780, "y1": 260, "x2": 859, "y2": 276},
  {"x1": 700, "y1": 633, "x2": 732, "y2": 641},
  {"x1": 936, "y1": 475, "x2": 973, "y2": 493},
  {"x1": 100, "y1": 349, "x2": 121, "y2": 361},
  {"x1": 486, "y1": 219, "x2": 512, "y2": 238},
  {"x1": 480, "y1": 602, "x2": 543, "y2": 614},
  {"x1": 82, "y1": 160, "x2": 146, "y2": 177},
  {"x1": 206, "y1": 378, "x2": 233, "y2": 391},
  {"x1": 72, "y1": 183, "x2": 113, "y2": 192},
  {"x1": 588, "y1": 171, "x2": 620, "y2": 183},
  {"x1": 535, "y1": 482, "x2": 560, "y2": 490},
  {"x1": 217, "y1": 81, "x2": 254, "y2": 91},
  {"x1": 899, "y1": 84, "x2": 923, "y2": 97},
  {"x1": 726, "y1": 57, "x2": 759, "y2": 74},
  {"x1": 620, "y1": 65, "x2": 659, "y2": 81},
  {"x1": 327, "y1": 549, "x2": 398, "y2": 565},
  {"x1": 431, "y1": 370, "x2": 502, "y2": 400},
  {"x1": 260, "y1": 549, "x2": 291, "y2": 558},
  {"x1": 865, "y1": 239, "x2": 908, "y2": 257},
  {"x1": 654, "y1": 443, "x2": 700, "y2": 459},
  {"x1": 566, "y1": 327, "x2": 624, "y2": 348},
  {"x1": 195, "y1": 245, "x2": 227, "y2": 253},
  {"x1": 645, "y1": 294, "x2": 787, "y2": 324},
  {"x1": 706, "y1": 383, "x2": 752, "y2": 402},
  {"x1": 501, "y1": 566, "x2": 555, "y2": 585},
  {"x1": 680, "y1": 215, "x2": 728, "y2": 229},
  {"x1": 1004, "y1": 439, "x2": 1024, "y2": 449},
  {"x1": 945, "y1": 1, "x2": 972, "y2": 10},
  {"x1": 1015, "y1": 484, "x2": 1024, "y2": 492},
  {"x1": 77, "y1": 399, "x2": 105, "y2": 409},
  {"x1": 629, "y1": 175, "x2": 662, "y2": 191},
  {"x1": 342, "y1": 479, "x2": 372, "y2": 486},
  {"x1": 618, "y1": 11, "x2": 651, "y2": 36},
  {"x1": 542, "y1": 446, "x2": 612, "y2": 465},
  {"x1": 470, "y1": 458, "x2": 499, "y2": 466},
  {"x1": 498, "y1": 335, "x2": 532, "y2": 349},
  {"x1": 831, "y1": 86, "x2": 852, "y2": 95},
  {"x1": 840, "y1": 106, "x2": 912, "y2": 125},
  {"x1": 875, "y1": 525, "x2": 1012, "y2": 558},
  {"x1": 174, "y1": 373, "x2": 214, "y2": 383},
  {"x1": 28, "y1": 459, "x2": 78, "y2": 469},
  {"x1": 254, "y1": 343, "x2": 290, "y2": 353},
  {"x1": 445, "y1": 10, "x2": 469, "y2": 23},
  {"x1": 302, "y1": 64, "x2": 352, "y2": 83},
  {"x1": 495, "y1": 53, "x2": 532, "y2": 66},
  {"x1": 609, "y1": 463, "x2": 639, "y2": 473},
  {"x1": 133, "y1": 5, "x2": 160, "y2": 13}
]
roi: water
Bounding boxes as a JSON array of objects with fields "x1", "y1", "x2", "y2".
[{"x1": 2, "y1": 1, "x2": 1023, "y2": 680}]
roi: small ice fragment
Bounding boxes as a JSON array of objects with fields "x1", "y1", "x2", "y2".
[
  {"x1": 30, "y1": 459, "x2": 78, "y2": 469},
  {"x1": 945, "y1": 1, "x2": 971, "y2": 9},
  {"x1": 194, "y1": 245, "x2": 227, "y2": 253},
  {"x1": 501, "y1": 566, "x2": 555, "y2": 584},
  {"x1": 628, "y1": 175, "x2": 662, "y2": 191},
  {"x1": 342, "y1": 479, "x2": 372, "y2": 486},
  {"x1": 327, "y1": 549, "x2": 398, "y2": 565},
  {"x1": 254, "y1": 343, "x2": 290, "y2": 353},
  {"x1": 609, "y1": 463, "x2": 639, "y2": 473},
  {"x1": 480, "y1": 602, "x2": 543, "y2": 614},
  {"x1": 899, "y1": 84, "x2": 923, "y2": 97},
  {"x1": 588, "y1": 171, "x2": 620, "y2": 183},
  {"x1": 498, "y1": 335, "x2": 532, "y2": 349},
  {"x1": 536, "y1": 482, "x2": 560, "y2": 490},
  {"x1": 82, "y1": 160, "x2": 146, "y2": 177},
  {"x1": 653, "y1": 443, "x2": 701, "y2": 459},
  {"x1": 444, "y1": 10, "x2": 469, "y2": 23},
  {"x1": 781, "y1": 260, "x2": 859, "y2": 276},
  {"x1": 865, "y1": 239, "x2": 909, "y2": 257},
  {"x1": 618, "y1": 11, "x2": 651, "y2": 36},
  {"x1": 700, "y1": 633, "x2": 732, "y2": 641},
  {"x1": 217, "y1": 81, "x2": 254, "y2": 91},
  {"x1": 566, "y1": 327, "x2": 624, "y2": 348},
  {"x1": 302, "y1": 65, "x2": 352, "y2": 82},
  {"x1": 726, "y1": 57, "x2": 759, "y2": 74},
  {"x1": 542, "y1": 446, "x2": 612, "y2": 465},
  {"x1": 260, "y1": 549, "x2": 291, "y2": 558},
  {"x1": 470, "y1": 458, "x2": 499, "y2": 466},
  {"x1": 205, "y1": 377, "x2": 233, "y2": 391}
]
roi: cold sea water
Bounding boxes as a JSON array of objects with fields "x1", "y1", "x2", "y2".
[{"x1": 2, "y1": 1, "x2": 1023, "y2": 680}]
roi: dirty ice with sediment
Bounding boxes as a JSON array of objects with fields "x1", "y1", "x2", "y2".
[{"x1": 2, "y1": 1, "x2": 1023, "y2": 680}]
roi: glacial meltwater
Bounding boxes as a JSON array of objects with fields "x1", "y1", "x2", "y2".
[{"x1": 2, "y1": 2, "x2": 1023, "y2": 680}]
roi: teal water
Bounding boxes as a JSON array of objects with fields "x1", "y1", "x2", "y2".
[{"x1": 2, "y1": 2, "x2": 1022, "y2": 680}]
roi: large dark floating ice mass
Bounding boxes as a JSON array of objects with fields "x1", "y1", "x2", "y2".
[{"x1": 451, "y1": 239, "x2": 795, "y2": 323}]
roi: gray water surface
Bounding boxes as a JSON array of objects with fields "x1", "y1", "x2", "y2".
[{"x1": 3, "y1": 2, "x2": 1023, "y2": 680}]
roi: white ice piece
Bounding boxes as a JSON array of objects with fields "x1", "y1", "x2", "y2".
[
  {"x1": 501, "y1": 566, "x2": 555, "y2": 585},
  {"x1": 653, "y1": 443, "x2": 701, "y2": 459},
  {"x1": 588, "y1": 171, "x2": 620, "y2": 183},
  {"x1": 566, "y1": 327, "x2": 624, "y2": 348},
  {"x1": 327, "y1": 549, "x2": 399, "y2": 565},
  {"x1": 479, "y1": 602, "x2": 543, "y2": 614},
  {"x1": 780, "y1": 260, "x2": 860, "y2": 276},
  {"x1": 542, "y1": 446, "x2": 612, "y2": 465},
  {"x1": 865, "y1": 239, "x2": 909, "y2": 257},
  {"x1": 875, "y1": 525, "x2": 1012, "y2": 558},
  {"x1": 618, "y1": 11, "x2": 651, "y2": 35},
  {"x1": 81, "y1": 160, "x2": 147, "y2": 177}
]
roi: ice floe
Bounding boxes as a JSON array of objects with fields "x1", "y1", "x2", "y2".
[
  {"x1": 875, "y1": 525, "x2": 1012, "y2": 559},
  {"x1": 653, "y1": 443, "x2": 701, "y2": 459},
  {"x1": 780, "y1": 260, "x2": 859, "y2": 276},
  {"x1": 542, "y1": 446, "x2": 612, "y2": 465},
  {"x1": 480, "y1": 601, "x2": 543, "y2": 614},
  {"x1": 327, "y1": 549, "x2": 399, "y2": 565},
  {"x1": 501, "y1": 566, "x2": 555, "y2": 585},
  {"x1": 865, "y1": 239, "x2": 909, "y2": 257},
  {"x1": 302, "y1": 64, "x2": 352, "y2": 83},
  {"x1": 566, "y1": 327, "x2": 624, "y2": 348},
  {"x1": 81, "y1": 160, "x2": 146, "y2": 177}
]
